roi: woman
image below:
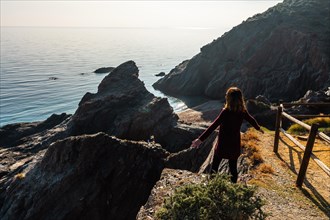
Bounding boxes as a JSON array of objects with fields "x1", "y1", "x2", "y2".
[{"x1": 191, "y1": 87, "x2": 264, "y2": 183}]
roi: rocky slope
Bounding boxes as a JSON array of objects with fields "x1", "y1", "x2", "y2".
[
  {"x1": 153, "y1": 0, "x2": 330, "y2": 102},
  {"x1": 1, "y1": 133, "x2": 168, "y2": 220},
  {"x1": 0, "y1": 61, "x2": 214, "y2": 220}
]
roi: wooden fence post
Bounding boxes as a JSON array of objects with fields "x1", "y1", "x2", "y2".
[
  {"x1": 296, "y1": 123, "x2": 319, "y2": 187},
  {"x1": 273, "y1": 105, "x2": 283, "y2": 153}
]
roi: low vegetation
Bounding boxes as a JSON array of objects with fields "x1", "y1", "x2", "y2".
[
  {"x1": 155, "y1": 174, "x2": 266, "y2": 220},
  {"x1": 258, "y1": 163, "x2": 275, "y2": 174},
  {"x1": 287, "y1": 117, "x2": 330, "y2": 134},
  {"x1": 242, "y1": 130, "x2": 264, "y2": 166}
]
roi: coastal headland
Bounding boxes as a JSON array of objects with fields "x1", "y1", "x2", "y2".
[{"x1": 1, "y1": 0, "x2": 329, "y2": 219}]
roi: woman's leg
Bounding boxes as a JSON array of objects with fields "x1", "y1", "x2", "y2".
[
  {"x1": 211, "y1": 153, "x2": 222, "y2": 174},
  {"x1": 228, "y1": 159, "x2": 238, "y2": 183}
]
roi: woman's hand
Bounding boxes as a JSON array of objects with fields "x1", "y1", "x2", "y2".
[{"x1": 191, "y1": 138, "x2": 202, "y2": 148}]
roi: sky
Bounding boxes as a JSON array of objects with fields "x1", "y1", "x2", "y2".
[{"x1": 1, "y1": 1, "x2": 282, "y2": 29}]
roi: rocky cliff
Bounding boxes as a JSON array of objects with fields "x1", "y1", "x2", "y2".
[
  {"x1": 0, "y1": 133, "x2": 168, "y2": 220},
  {"x1": 0, "y1": 61, "x2": 214, "y2": 220},
  {"x1": 68, "y1": 61, "x2": 178, "y2": 146},
  {"x1": 153, "y1": 0, "x2": 330, "y2": 102},
  {"x1": 66, "y1": 61, "x2": 205, "y2": 152}
]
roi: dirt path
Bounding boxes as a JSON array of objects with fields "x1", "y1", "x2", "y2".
[{"x1": 249, "y1": 131, "x2": 330, "y2": 219}]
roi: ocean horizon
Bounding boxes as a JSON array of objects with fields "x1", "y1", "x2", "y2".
[{"x1": 0, "y1": 26, "x2": 227, "y2": 126}]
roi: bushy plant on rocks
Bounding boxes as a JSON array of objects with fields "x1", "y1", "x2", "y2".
[{"x1": 156, "y1": 174, "x2": 266, "y2": 220}]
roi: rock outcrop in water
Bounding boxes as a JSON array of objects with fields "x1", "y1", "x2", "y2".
[
  {"x1": 153, "y1": 0, "x2": 330, "y2": 102},
  {"x1": 69, "y1": 61, "x2": 177, "y2": 141},
  {"x1": 67, "y1": 61, "x2": 201, "y2": 152},
  {"x1": 94, "y1": 67, "x2": 114, "y2": 74}
]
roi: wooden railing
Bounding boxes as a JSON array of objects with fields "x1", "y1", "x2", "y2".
[{"x1": 273, "y1": 103, "x2": 330, "y2": 187}]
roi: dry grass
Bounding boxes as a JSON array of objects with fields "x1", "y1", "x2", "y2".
[
  {"x1": 258, "y1": 163, "x2": 275, "y2": 174},
  {"x1": 277, "y1": 133, "x2": 330, "y2": 203},
  {"x1": 243, "y1": 130, "x2": 259, "y2": 141},
  {"x1": 242, "y1": 129, "x2": 264, "y2": 166},
  {"x1": 245, "y1": 132, "x2": 329, "y2": 218},
  {"x1": 251, "y1": 152, "x2": 264, "y2": 165}
]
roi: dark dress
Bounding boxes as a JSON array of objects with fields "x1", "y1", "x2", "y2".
[{"x1": 198, "y1": 108, "x2": 261, "y2": 160}]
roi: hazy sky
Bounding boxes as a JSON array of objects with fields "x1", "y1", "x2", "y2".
[{"x1": 1, "y1": 1, "x2": 282, "y2": 28}]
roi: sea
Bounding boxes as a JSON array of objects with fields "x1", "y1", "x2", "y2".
[{"x1": 0, "y1": 27, "x2": 227, "y2": 126}]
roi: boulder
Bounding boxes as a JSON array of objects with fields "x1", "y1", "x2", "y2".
[
  {"x1": 93, "y1": 67, "x2": 115, "y2": 74},
  {"x1": 246, "y1": 99, "x2": 271, "y2": 115},
  {"x1": 153, "y1": 0, "x2": 330, "y2": 102},
  {"x1": 166, "y1": 132, "x2": 217, "y2": 172},
  {"x1": 296, "y1": 88, "x2": 330, "y2": 104},
  {"x1": 255, "y1": 95, "x2": 271, "y2": 106},
  {"x1": 0, "y1": 133, "x2": 168, "y2": 220},
  {"x1": 155, "y1": 72, "x2": 165, "y2": 77},
  {"x1": 286, "y1": 88, "x2": 330, "y2": 115},
  {"x1": 246, "y1": 99, "x2": 277, "y2": 130}
]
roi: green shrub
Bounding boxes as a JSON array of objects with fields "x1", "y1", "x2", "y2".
[
  {"x1": 156, "y1": 174, "x2": 266, "y2": 220},
  {"x1": 287, "y1": 117, "x2": 330, "y2": 134}
]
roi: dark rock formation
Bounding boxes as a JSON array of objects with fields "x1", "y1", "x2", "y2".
[
  {"x1": 0, "y1": 114, "x2": 71, "y2": 199},
  {"x1": 246, "y1": 99, "x2": 277, "y2": 130},
  {"x1": 155, "y1": 72, "x2": 165, "y2": 77},
  {"x1": 255, "y1": 95, "x2": 271, "y2": 105},
  {"x1": 295, "y1": 87, "x2": 330, "y2": 104},
  {"x1": 246, "y1": 87, "x2": 330, "y2": 130},
  {"x1": 48, "y1": 77, "x2": 58, "y2": 80},
  {"x1": 166, "y1": 132, "x2": 217, "y2": 172},
  {"x1": 0, "y1": 113, "x2": 71, "y2": 148},
  {"x1": 0, "y1": 133, "x2": 168, "y2": 220},
  {"x1": 94, "y1": 67, "x2": 115, "y2": 74},
  {"x1": 1, "y1": 60, "x2": 212, "y2": 220},
  {"x1": 286, "y1": 87, "x2": 330, "y2": 115},
  {"x1": 153, "y1": 0, "x2": 330, "y2": 102},
  {"x1": 68, "y1": 61, "x2": 195, "y2": 152}
]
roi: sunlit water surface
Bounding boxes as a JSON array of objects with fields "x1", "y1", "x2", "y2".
[{"x1": 0, "y1": 27, "x2": 226, "y2": 126}]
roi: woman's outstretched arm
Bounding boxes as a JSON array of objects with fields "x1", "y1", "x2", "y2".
[
  {"x1": 191, "y1": 109, "x2": 225, "y2": 148},
  {"x1": 243, "y1": 111, "x2": 264, "y2": 133}
]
